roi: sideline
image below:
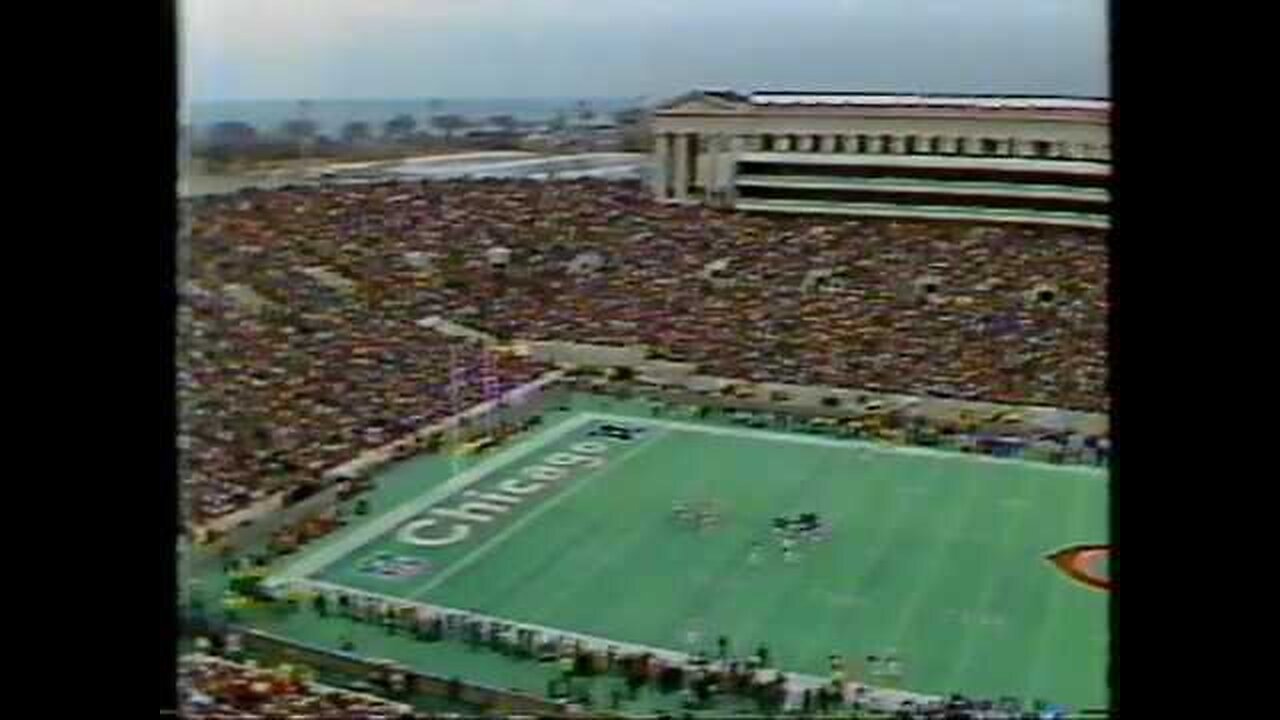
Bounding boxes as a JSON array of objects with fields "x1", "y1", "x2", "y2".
[{"x1": 265, "y1": 412, "x2": 595, "y2": 587}]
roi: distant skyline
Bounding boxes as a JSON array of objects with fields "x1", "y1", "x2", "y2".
[{"x1": 182, "y1": 0, "x2": 1108, "y2": 104}]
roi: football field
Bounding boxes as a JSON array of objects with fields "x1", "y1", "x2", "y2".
[{"x1": 269, "y1": 404, "x2": 1108, "y2": 710}]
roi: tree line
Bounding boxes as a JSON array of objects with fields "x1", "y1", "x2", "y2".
[
  {"x1": 190, "y1": 104, "x2": 652, "y2": 167},
  {"x1": 199, "y1": 113, "x2": 498, "y2": 153}
]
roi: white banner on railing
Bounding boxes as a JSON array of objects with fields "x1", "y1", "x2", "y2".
[{"x1": 272, "y1": 576, "x2": 939, "y2": 714}]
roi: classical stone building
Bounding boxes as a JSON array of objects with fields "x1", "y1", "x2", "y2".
[{"x1": 651, "y1": 90, "x2": 1111, "y2": 229}]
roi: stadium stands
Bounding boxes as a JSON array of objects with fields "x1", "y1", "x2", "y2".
[
  {"x1": 180, "y1": 178, "x2": 1106, "y2": 527},
  {"x1": 179, "y1": 654, "x2": 411, "y2": 718}
]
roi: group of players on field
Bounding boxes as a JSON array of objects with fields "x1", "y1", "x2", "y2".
[{"x1": 672, "y1": 502, "x2": 830, "y2": 564}]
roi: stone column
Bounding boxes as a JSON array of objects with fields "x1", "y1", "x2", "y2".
[
  {"x1": 820, "y1": 135, "x2": 837, "y2": 153},
  {"x1": 847, "y1": 135, "x2": 862, "y2": 153},
  {"x1": 795, "y1": 135, "x2": 811, "y2": 152},
  {"x1": 727, "y1": 136, "x2": 746, "y2": 202},
  {"x1": 651, "y1": 134, "x2": 670, "y2": 199},
  {"x1": 776, "y1": 135, "x2": 793, "y2": 152},
  {"x1": 704, "y1": 135, "x2": 717, "y2": 202},
  {"x1": 890, "y1": 136, "x2": 906, "y2": 154},
  {"x1": 673, "y1": 133, "x2": 690, "y2": 201},
  {"x1": 936, "y1": 136, "x2": 952, "y2": 154}
]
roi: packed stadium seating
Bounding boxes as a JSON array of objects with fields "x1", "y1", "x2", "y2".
[
  {"x1": 179, "y1": 654, "x2": 410, "y2": 718},
  {"x1": 180, "y1": 178, "x2": 1106, "y2": 525}
]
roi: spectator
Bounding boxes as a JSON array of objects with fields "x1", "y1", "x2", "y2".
[
  {"x1": 178, "y1": 654, "x2": 410, "y2": 718},
  {"x1": 181, "y1": 180, "x2": 1106, "y2": 530}
]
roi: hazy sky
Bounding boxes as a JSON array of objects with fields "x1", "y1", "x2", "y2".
[{"x1": 182, "y1": 0, "x2": 1108, "y2": 102}]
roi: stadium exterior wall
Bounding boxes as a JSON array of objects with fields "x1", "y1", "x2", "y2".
[{"x1": 651, "y1": 89, "x2": 1111, "y2": 227}]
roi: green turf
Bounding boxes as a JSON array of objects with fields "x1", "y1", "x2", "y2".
[
  {"x1": 228, "y1": 606, "x2": 763, "y2": 715},
  {"x1": 277, "y1": 400, "x2": 1108, "y2": 710}
]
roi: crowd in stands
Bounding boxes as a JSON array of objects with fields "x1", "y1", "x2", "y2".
[
  {"x1": 179, "y1": 194, "x2": 548, "y2": 523},
  {"x1": 181, "y1": 178, "x2": 1106, "y2": 525},
  {"x1": 179, "y1": 653, "x2": 411, "y2": 718},
  {"x1": 622, "y1": 390, "x2": 1110, "y2": 467}
]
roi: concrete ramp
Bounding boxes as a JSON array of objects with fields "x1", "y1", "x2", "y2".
[{"x1": 522, "y1": 341, "x2": 647, "y2": 367}]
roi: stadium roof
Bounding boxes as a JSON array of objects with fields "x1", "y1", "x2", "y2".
[
  {"x1": 656, "y1": 89, "x2": 1110, "y2": 120},
  {"x1": 747, "y1": 92, "x2": 1109, "y2": 112}
]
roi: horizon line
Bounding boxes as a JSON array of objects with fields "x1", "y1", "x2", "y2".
[{"x1": 188, "y1": 95, "x2": 652, "y2": 104}]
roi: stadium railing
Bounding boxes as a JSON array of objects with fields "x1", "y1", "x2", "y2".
[{"x1": 232, "y1": 626, "x2": 566, "y2": 715}]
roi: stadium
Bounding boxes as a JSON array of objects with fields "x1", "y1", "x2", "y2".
[
  {"x1": 652, "y1": 90, "x2": 1110, "y2": 229},
  {"x1": 178, "y1": 90, "x2": 1109, "y2": 718}
]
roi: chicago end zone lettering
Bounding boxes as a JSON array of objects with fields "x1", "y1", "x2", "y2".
[{"x1": 395, "y1": 423, "x2": 644, "y2": 548}]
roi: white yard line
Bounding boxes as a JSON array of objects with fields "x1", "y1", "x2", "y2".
[
  {"x1": 407, "y1": 426, "x2": 671, "y2": 599},
  {"x1": 938, "y1": 473, "x2": 1042, "y2": 689},
  {"x1": 293, "y1": 577, "x2": 720, "y2": 671},
  {"x1": 295, "y1": 578, "x2": 426, "y2": 609},
  {"x1": 274, "y1": 410, "x2": 941, "y2": 711},
  {"x1": 588, "y1": 412, "x2": 1106, "y2": 476},
  {"x1": 266, "y1": 413, "x2": 597, "y2": 587},
  {"x1": 1021, "y1": 483, "x2": 1097, "y2": 701},
  {"x1": 290, "y1": 574, "x2": 936, "y2": 711},
  {"x1": 877, "y1": 464, "x2": 989, "y2": 665}
]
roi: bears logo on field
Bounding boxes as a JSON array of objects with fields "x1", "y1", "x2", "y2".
[{"x1": 1046, "y1": 544, "x2": 1110, "y2": 591}]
